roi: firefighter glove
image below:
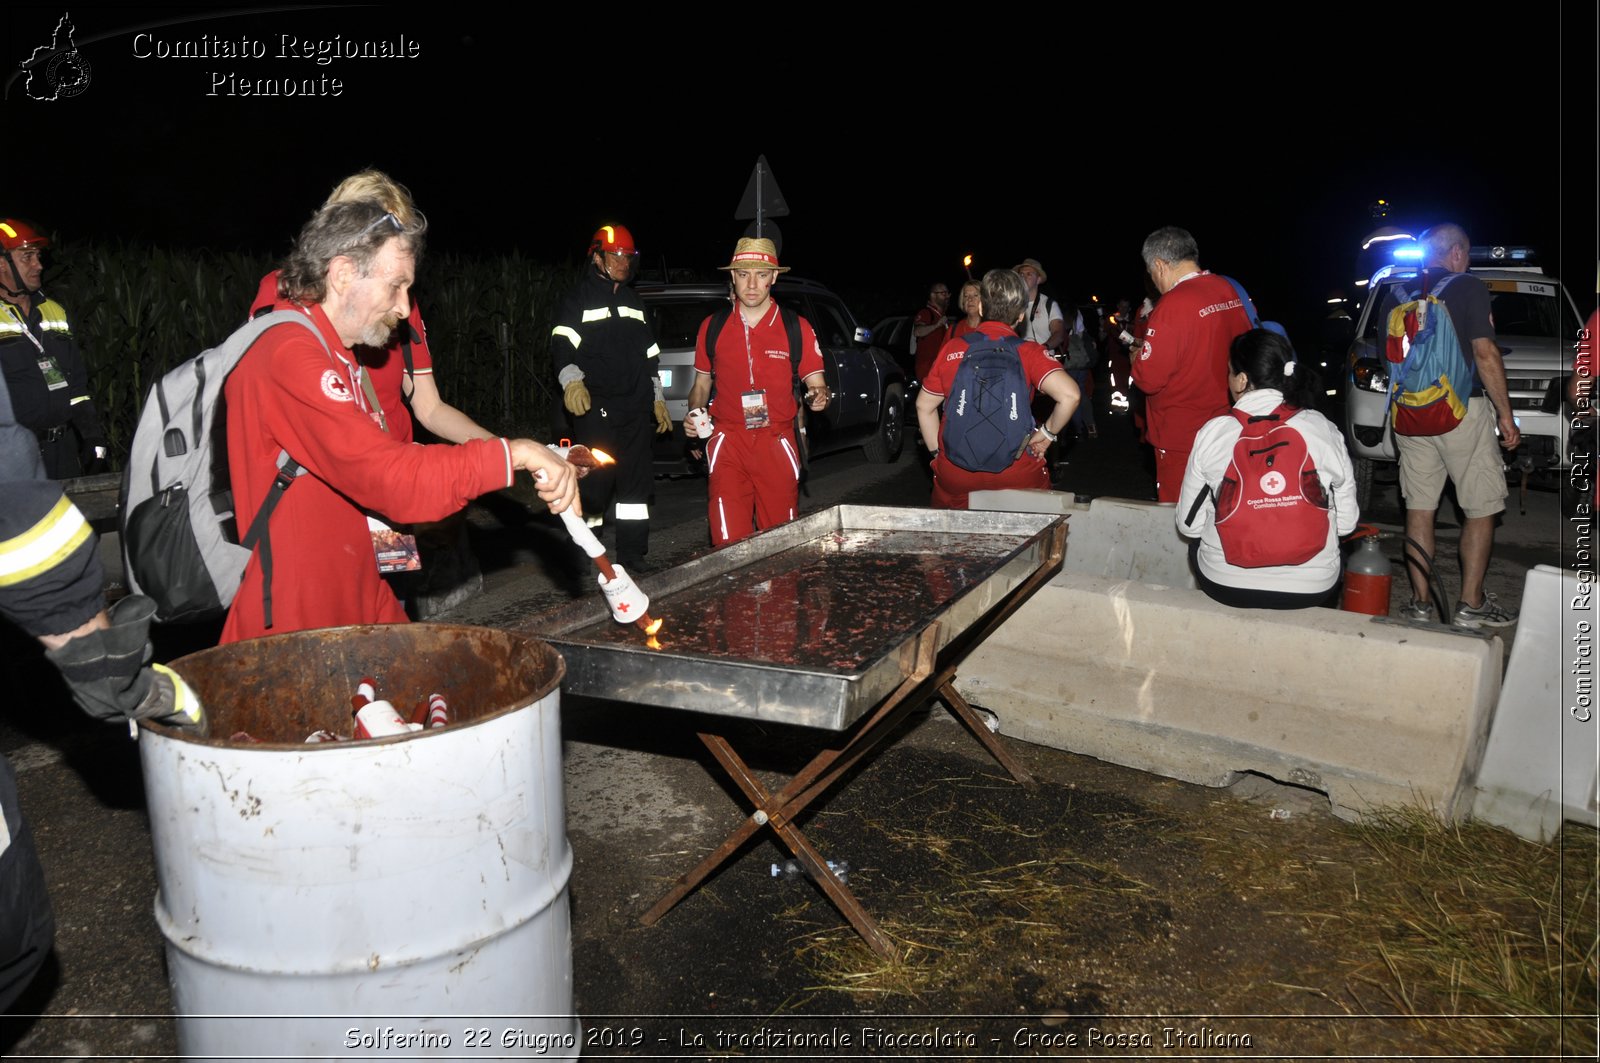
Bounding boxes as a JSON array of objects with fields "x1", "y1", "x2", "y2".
[
  {"x1": 43, "y1": 595, "x2": 207, "y2": 733},
  {"x1": 564, "y1": 380, "x2": 592, "y2": 416},
  {"x1": 653, "y1": 400, "x2": 672, "y2": 435}
]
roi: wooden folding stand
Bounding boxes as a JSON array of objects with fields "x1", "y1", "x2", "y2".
[{"x1": 639, "y1": 522, "x2": 1064, "y2": 959}]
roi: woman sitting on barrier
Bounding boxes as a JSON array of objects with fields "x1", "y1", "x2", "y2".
[{"x1": 1177, "y1": 328, "x2": 1358, "y2": 608}]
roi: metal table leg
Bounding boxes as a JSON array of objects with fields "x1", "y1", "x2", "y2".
[{"x1": 639, "y1": 520, "x2": 1067, "y2": 957}]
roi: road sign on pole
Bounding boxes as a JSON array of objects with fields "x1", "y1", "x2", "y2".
[{"x1": 734, "y1": 155, "x2": 790, "y2": 241}]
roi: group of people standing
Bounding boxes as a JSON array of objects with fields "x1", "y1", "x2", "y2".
[{"x1": 909, "y1": 224, "x2": 1521, "y2": 625}]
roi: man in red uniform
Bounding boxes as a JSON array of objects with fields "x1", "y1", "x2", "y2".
[
  {"x1": 911, "y1": 281, "x2": 952, "y2": 383},
  {"x1": 1131, "y1": 226, "x2": 1257, "y2": 502},
  {"x1": 685, "y1": 237, "x2": 830, "y2": 547},
  {"x1": 221, "y1": 200, "x2": 576, "y2": 644},
  {"x1": 915, "y1": 268, "x2": 1079, "y2": 509},
  {"x1": 249, "y1": 171, "x2": 495, "y2": 447}
]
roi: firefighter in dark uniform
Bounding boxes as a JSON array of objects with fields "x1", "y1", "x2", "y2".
[
  {"x1": 0, "y1": 219, "x2": 109, "y2": 479},
  {"x1": 0, "y1": 370, "x2": 202, "y2": 1009},
  {"x1": 550, "y1": 224, "x2": 672, "y2": 570}
]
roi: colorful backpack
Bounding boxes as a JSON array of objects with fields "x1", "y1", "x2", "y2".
[
  {"x1": 1384, "y1": 273, "x2": 1474, "y2": 436},
  {"x1": 941, "y1": 333, "x2": 1034, "y2": 473},
  {"x1": 1209, "y1": 404, "x2": 1331, "y2": 568}
]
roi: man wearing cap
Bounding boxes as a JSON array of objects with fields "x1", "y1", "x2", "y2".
[
  {"x1": 1014, "y1": 258, "x2": 1065, "y2": 357},
  {"x1": 0, "y1": 219, "x2": 109, "y2": 479},
  {"x1": 1131, "y1": 226, "x2": 1257, "y2": 502},
  {"x1": 685, "y1": 238, "x2": 829, "y2": 547},
  {"x1": 551, "y1": 223, "x2": 671, "y2": 569}
]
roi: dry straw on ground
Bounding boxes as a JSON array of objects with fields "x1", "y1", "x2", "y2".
[{"x1": 788, "y1": 774, "x2": 1598, "y2": 1058}]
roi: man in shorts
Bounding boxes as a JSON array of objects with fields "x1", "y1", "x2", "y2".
[{"x1": 1387, "y1": 223, "x2": 1520, "y2": 628}]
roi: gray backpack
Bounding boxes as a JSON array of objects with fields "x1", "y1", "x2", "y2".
[{"x1": 121, "y1": 311, "x2": 328, "y2": 625}]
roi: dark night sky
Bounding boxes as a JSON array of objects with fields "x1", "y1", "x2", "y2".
[{"x1": 3, "y1": 4, "x2": 1593, "y2": 339}]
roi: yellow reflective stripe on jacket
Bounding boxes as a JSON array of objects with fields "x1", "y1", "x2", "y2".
[
  {"x1": 37, "y1": 300, "x2": 71, "y2": 333},
  {"x1": 0, "y1": 299, "x2": 72, "y2": 337},
  {"x1": 0, "y1": 493, "x2": 91, "y2": 587},
  {"x1": 552, "y1": 325, "x2": 582, "y2": 349},
  {"x1": 70, "y1": 395, "x2": 92, "y2": 405},
  {"x1": 580, "y1": 308, "x2": 611, "y2": 323},
  {"x1": 0, "y1": 304, "x2": 26, "y2": 336},
  {"x1": 646, "y1": 343, "x2": 661, "y2": 359},
  {"x1": 618, "y1": 306, "x2": 646, "y2": 323}
]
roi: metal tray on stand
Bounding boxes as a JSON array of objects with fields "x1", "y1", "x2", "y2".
[{"x1": 526, "y1": 505, "x2": 1065, "y2": 730}]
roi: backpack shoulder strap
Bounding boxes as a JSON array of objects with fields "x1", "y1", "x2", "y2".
[
  {"x1": 702, "y1": 306, "x2": 733, "y2": 376},
  {"x1": 233, "y1": 311, "x2": 330, "y2": 630},
  {"x1": 400, "y1": 320, "x2": 420, "y2": 377},
  {"x1": 1220, "y1": 275, "x2": 1262, "y2": 329},
  {"x1": 781, "y1": 307, "x2": 804, "y2": 380}
]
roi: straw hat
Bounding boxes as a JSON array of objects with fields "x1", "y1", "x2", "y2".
[
  {"x1": 1013, "y1": 257, "x2": 1048, "y2": 282},
  {"x1": 718, "y1": 237, "x2": 788, "y2": 273}
]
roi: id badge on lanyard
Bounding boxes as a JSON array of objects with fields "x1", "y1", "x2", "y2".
[
  {"x1": 741, "y1": 389, "x2": 769, "y2": 429},
  {"x1": 37, "y1": 354, "x2": 67, "y2": 391}
]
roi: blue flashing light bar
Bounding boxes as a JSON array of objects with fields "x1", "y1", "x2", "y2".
[{"x1": 1392, "y1": 244, "x2": 1425, "y2": 261}]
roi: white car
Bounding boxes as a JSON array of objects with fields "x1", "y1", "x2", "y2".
[{"x1": 1343, "y1": 248, "x2": 1584, "y2": 509}]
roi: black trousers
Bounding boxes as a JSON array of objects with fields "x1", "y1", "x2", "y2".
[
  {"x1": 0, "y1": 753, "x2": 54, "y2": 1011},
  {"x1": 570, "y1": 401, "x2": 654, "y2": 566}
]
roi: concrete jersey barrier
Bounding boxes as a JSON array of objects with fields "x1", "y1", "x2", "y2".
[
  {"x1": 1473, "y1": 564, "x2": 1599, "y2": 841},
  {"x1": 962, "y1": 490, "x2": 1503, "y2": 822}
]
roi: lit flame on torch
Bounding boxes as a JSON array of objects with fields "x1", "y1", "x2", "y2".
[
  {"x1": 962, "y1": 253, "x2": 973, "y2": 280},
  {"x1": 575, "y1": 443, "x2": 615, "y2": 469}
]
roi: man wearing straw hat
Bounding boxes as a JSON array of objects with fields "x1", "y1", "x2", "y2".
[{"x1": 685, "y1": 237, "x2": 830, "y2": 547}]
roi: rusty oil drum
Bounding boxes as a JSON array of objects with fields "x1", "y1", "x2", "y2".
[{"x1": 138, "y1": 624, "x2": 577, "y2": 1060}]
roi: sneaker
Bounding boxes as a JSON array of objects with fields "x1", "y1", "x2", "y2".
[
  {"x1": 1399, "y1": 598, "x2": 1434, "y2": 621},
  {"x1": 1452, "y1": 591, "x2": 1519, "y2": 629}
]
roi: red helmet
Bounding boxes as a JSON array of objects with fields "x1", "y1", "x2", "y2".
[
  {"x1": 0, "y1": 219, "x2": 49, "y2": 251},
  {"x1": 589, "y1": 224, "x2": 637, "y2": 257}
]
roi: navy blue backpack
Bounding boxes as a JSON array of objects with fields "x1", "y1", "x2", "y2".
[{"x1": 942, "y1": 334, "x2": 1034, "y2": 473}]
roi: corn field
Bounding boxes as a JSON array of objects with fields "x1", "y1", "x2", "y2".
[{"x1": 47, "y1": 241, "x2": 579, "y2": 463}]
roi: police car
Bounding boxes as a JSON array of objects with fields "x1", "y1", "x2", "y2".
[{"x1": 1343, "y1": 245, "x2": 1584, "y2": 509}]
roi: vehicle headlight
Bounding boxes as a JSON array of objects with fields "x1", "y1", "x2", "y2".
[{"x1": 1351, "y1": 358, "x2": 1389, "y2": 394}]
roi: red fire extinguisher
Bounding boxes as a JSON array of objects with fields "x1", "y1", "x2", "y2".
[{"x1": 1342, "y1": 525, "x2": 1392, "y2": 616}]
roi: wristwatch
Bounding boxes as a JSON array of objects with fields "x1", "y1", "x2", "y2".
[{"x1": 1036, "y1": 424, "x2": 1059, "y2": 442}]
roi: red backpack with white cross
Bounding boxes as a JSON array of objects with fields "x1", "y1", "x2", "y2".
[{"x1": 1210, "y1": 404, "x2": 1331, "y2": 568}]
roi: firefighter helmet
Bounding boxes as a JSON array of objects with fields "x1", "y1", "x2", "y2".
[
  {"x1": 589, "y1": 224, "x2": 637, "y2": 257},
  {"x1": 0, "y1": 219, "x2": 49, "y2": 251}
]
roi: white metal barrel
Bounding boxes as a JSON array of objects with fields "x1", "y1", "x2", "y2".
[{"x1": 139, "y1": 624, "x2": 577, "y2": 1060}]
